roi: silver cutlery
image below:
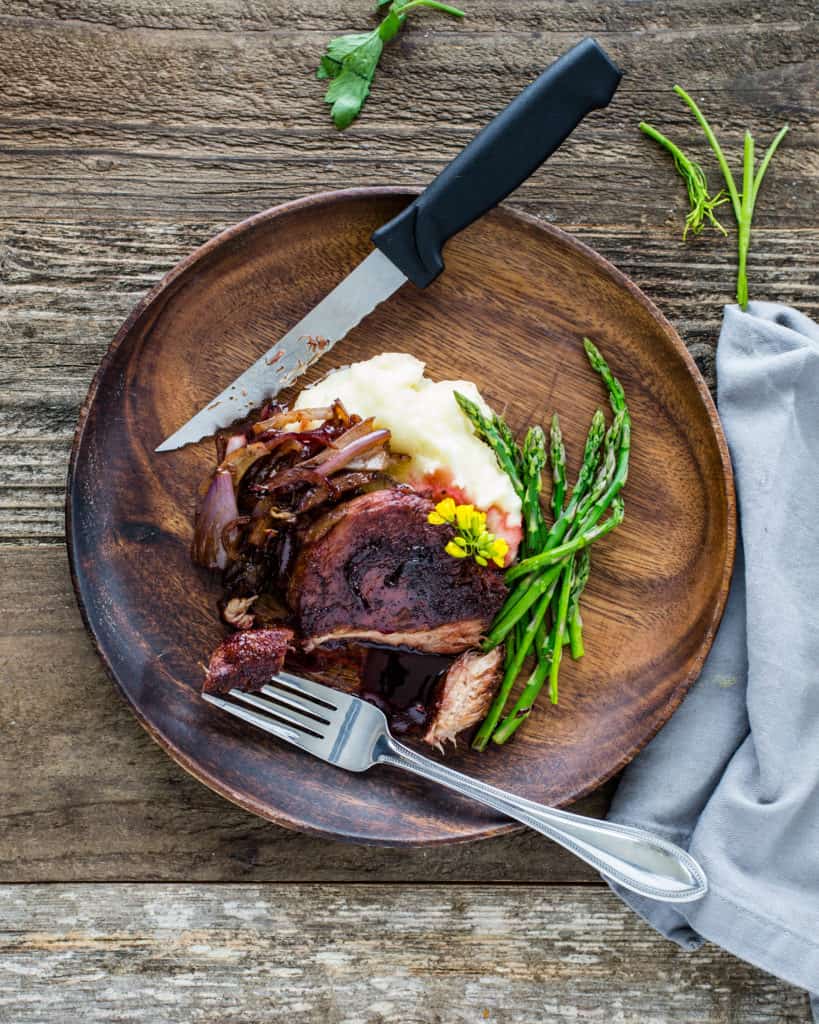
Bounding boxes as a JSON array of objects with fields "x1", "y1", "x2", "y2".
[{"x1": 204, "y1": 670, "x2": 707, "y2": 902}]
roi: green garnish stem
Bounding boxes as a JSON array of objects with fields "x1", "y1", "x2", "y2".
[
  {"x1": 318, "y1": 0, "x2": 465, "y2": 129},
  {"x1": 659, "y1": 86, "x2": 789, "y2": 309},
  {"x1": 399, "y1": 0, "x2": 465, "y2": 15},
  {"x1": 673, "y1": 85, "x2": 741, "y2": 220}
]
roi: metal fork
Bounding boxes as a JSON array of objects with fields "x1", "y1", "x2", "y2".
[{"x1": 204, "y1": 671, "x2": 707, "y2": 902}]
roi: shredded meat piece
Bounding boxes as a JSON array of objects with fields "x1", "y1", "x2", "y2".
[{"x1": 424, "y1": 647, "x2": 504, "y2": 750}]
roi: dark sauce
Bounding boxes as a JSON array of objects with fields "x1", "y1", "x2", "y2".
[
  {"x1": 285, "y1": 644, "x2": 453, "y2": 737},
  {"x1": 360, "y1": 645, "x2": 454, "y2": 735}
]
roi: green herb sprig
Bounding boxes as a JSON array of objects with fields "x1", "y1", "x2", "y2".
[
  {"x1": 317, "y1": 0, "x2": 465, "y2": 130},
  {"x1": 641, "y1": 86, "x2": 788, "y2": 308},
  {"x1": 639, "y1": 123, "x2": 728, "y2": 239}
]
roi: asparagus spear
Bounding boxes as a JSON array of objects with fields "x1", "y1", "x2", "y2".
[
  {"x1": 584, "y1": 337, "x2": 627, "y2": 419},
  {"x1": 505, "y1": 413, "x2": 625, "y2": 583},
  {"x1": 483, "y1": 409, "x2": 606, "y2": 638},
  {"x1": 567, "y1": 548, "x2": 591, "y2": 660},
  {"x1": 505, "y1": 499, "x2": 624, "y2": 581},
  {"x1": 521, "y1": 425, "x2": 547, "y2": 554},
  {"x1": 548, "y1": 558, "x2": 574, "y2": 704},
  {"x1": 454, "y1": 391, "x2": 525, "y2": 499},
  {"x1": 492, "y1": 556, "x2": 574, "y2": 744},
  {"x1": 472, "y1": 570, "x2": 562, "y2": 751},
  {"x1": 490, "y1": 622, "x2": 558, "y2": 745},
  {"x1": 544, "y1": 408, "x2": 606, "y2": 546},
  {"x1": 549, "y1": 414, "x2": 567, "y2": 522},
  {"x1": 482, "y1": 560, "x2": 567, "y2": 648}
]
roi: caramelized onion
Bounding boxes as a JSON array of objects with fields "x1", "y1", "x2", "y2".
[
  {"x1": 251, "y1": 466, "x2": 332, "y2": 496},
  {"x1": 222, "y1": 595, "x2": 257, "y2": 630},
  {"x1": 346, "y1": 449, "x2": 390, "y2": 472},
  {"x1": 314, "y1": 429, "x2": 390, "y2": 477},
  {"x1": 324, "y1": 418, "x2": 377, "y2": 450},
  {"x1": 252, "y1": 406, "x2": 334, "y2": 435},
  {"x1": 220, "y1": 442, "x2": 275, "y2": 486},
  {"x1": 221, "y1": 515, "x2": 251, "y2": 561}
]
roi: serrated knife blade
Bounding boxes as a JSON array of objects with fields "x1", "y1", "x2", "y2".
[
  {"x1": 157, "y1": 39, "x2": 622, "y2": 453},
  {"x1": 156, "y1": 249, "x2": 407, "y2": 451}
]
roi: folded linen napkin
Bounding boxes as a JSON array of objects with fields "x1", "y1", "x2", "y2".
[{"x1": 606, "y1": 302, "x2": 819, "y2": 1016}]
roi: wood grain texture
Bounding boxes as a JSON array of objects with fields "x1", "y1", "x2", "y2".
[
  {"x1": 0, "y1": 0, "x2": 817, "y2": 1013},
  {"x1": 0, "y1": 1, "x2": 816, "y2": 225},
  {"x1": 2, "y1": 220, "x2": 817, "y2": 544},
  {"x1": 0, "y1": 544, "x2": 612, "y2": 883},
  {"x1": 66, "y1": 189, "x2": 734, "y2": 843},
  {"x1": 0, "y1": 884, "x2": 812, "y2": 1023}
]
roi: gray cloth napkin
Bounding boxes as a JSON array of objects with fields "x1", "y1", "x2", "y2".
[{"x1": 606, "y1": 302, "x2": 819, "y2": 1015}]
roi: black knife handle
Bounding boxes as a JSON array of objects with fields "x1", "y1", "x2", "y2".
[{"x1": 372, "y1": 38, "x2": 622, "y2": 288}]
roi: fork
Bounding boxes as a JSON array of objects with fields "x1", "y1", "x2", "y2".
[{"x1": 204, "y1": 670, "x2": 707, "y2": 902}]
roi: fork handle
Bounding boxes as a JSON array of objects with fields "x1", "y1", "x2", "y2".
[{"x1": 377, "y1": 737, "x2": 706, "y2": 903}]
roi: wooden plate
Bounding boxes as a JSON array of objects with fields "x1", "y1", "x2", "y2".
[{"x1": 67, "y1": 188, "x2": 735, "y2": 845}]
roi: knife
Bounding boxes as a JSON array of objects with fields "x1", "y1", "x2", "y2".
[{"x1": 157, "y1": 38, "x2": 622, "y2": 452}]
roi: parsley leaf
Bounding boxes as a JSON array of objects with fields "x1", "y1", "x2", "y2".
[{"x1": 317, "y1": 0, "x2": 465, "y2": 130}]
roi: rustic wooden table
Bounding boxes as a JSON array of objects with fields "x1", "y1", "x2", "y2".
[{"x1": 2, "y1": 1, "x2": 817, "y2": 1020}]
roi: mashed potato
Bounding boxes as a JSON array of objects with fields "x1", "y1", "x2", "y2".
[{"x1": 294, "y1": 353, "x2": 522, "y2": 554}]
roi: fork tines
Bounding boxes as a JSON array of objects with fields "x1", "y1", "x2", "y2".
[{"x1": 202, "y1": 671, "x2": 349, "y2": 757}]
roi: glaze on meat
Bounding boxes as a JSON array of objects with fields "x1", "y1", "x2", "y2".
[
  {"x1": 288, "y1": 490, "x2": 507, "y2": 654},
  {"x1": 203, "y1": 627, "x2": 294, "y2": 695}
]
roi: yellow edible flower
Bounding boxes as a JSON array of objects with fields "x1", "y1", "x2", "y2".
[
  {"x1": 455, "y1": 503, "x2": 477, "y2": 532},
  {"x1": 427, "y1": 496, "x2": 457, "y2": 526},
  {"x1": 487, "y1": 536, "x2": 509, "y2": 568},
  {"x1": 428, "y1": 497, "x2": 509, "y2": 569}
]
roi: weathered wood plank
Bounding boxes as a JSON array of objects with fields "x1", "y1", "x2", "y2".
[
  {"x1": 1, "y1": 0, "x2": 816, "y2": 545},
  {"x1": 0, "y1": 884, "x2": 811, "y2": 1023},
  {"x1": 0, "y1": 10, "x2": 815, "y2": 225},
  {"x1": 0, "y1": 544, "x2": 614, "y2": 882},
  {"x1": 0, "y1": 2, "x2": 814, "y2": 1015}
]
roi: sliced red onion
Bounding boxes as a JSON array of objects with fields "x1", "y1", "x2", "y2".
[
  {"x1": 315, "y1": 429, "x2": 390, "y2": 477},
  {"x1": 224, "y1": 433, "x2": 247, "y2": 457},
  {"x1": 300, "y1": 418, "x2": 376, "y2": 467},
  {"x1": 326, "y1": 418, "x2": 377, "y2": 449},
  {"x1": 191, "y1": 469, "x2": 239, "y2": 570}
]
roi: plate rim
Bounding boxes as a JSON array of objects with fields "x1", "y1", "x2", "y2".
[{"x1": 66, "y1": 186, "x2": 737, "y2": 846}]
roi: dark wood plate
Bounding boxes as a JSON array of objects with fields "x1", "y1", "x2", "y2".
[{"x1": 67, "y1": 188, "x2": 735, "y2": 845}]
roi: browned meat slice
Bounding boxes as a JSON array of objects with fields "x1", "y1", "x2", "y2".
[
  {"x1": 203, "y1": 627, "x2": 294, "y2": 695},
  {"x1": 424, "y1": 647, "x2": 503, "y2": 749},
  {"x1": 289, "y1": 490, "x2": 506, "y2": 654}
]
